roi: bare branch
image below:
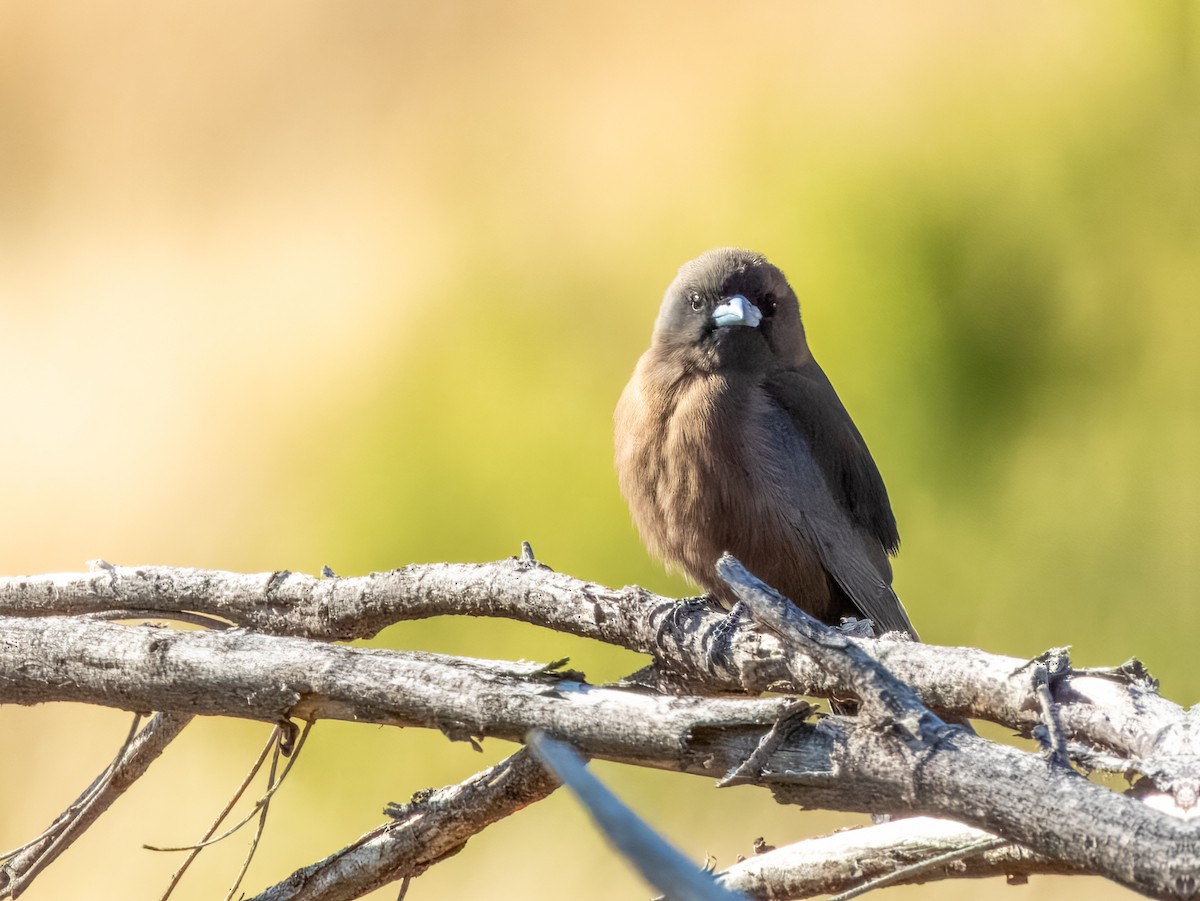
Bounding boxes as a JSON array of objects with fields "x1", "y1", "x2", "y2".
[
  {"x1": 0, "y1": 557, "x2": 1196, "y2": 899},
  {"x1": 0, "y1": 559, "x2": 1181, "y2": 765},
  {"x1": 0, "y1": 711, "x2": 193, "y2": 896},
  {"x1": 152, "y1": 723, "x2": 312, "y2": 901},
  {"x1": 0, "y1": 614, "x2": 792, "y2": 758},
  {"x1": 716, "y1": 817, "x2": 1082, "y2": 900},
  {"x1": 713, "y1": 555, "x2": 1198, "y2": 899},
  {"x1": 249, "y1": 747, "x2": 560, "y2": 901},
  {"x1": 0, "y1": 611, "x2": 1195, "y2": 898}
]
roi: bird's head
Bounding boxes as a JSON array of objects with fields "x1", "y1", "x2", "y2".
[{"x1": 650, "y1": 248, "x2": 809, "y2": 374}]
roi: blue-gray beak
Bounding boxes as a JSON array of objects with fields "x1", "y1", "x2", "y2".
[{"x1": 711, "y1": 294, "x2": 762, "y2": 328}]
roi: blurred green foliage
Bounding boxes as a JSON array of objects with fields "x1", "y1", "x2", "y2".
[{"x1": 0, "y1": 2, "x2": 1195, "y2": 899}]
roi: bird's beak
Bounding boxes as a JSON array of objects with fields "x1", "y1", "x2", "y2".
[{"x1": 711, "y1": 294, "x2": 763, "y2": 328}]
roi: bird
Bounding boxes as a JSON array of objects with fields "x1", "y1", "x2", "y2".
[{"x1": 614, "y1": 247, "x2": 917, "y2": 640}]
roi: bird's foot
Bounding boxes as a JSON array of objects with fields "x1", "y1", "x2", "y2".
[
  {"x1": 703, "y1": 601, "x2": 747, "y2": 674},
  {"x1": 652, "y1": 595, "x2": 712, "y2": 652},
  {"x1": 835, "y1": 616, "x2": 877, "y2": 638},
  {"x1": 1018, "y1": 647, "x2": 1073, "y2": 769}
]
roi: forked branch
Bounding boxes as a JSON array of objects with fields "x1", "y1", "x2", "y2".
[{"x1": 0, "y1": 553, "x2": 1194, "y2": 900}]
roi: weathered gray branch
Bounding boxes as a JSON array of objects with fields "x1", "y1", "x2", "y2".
[
  {"x1": 0, "y1": 559, "x2": 1183, "y2": 770},
  {"x1": 713, "y1": 555, "x2": 1198, "y2": 899},
  {"x1": 0, "y1": 615, "x2": 791, "y2": 758},
  {"x1": 0, "y1": 556, "x2": 1196, "y2": 900},
  {"x1": 715, "y1": 817, "x2": 1082, "y2": 899},
  {"x1": 249, "y1": 747, "x2": 560, "y2": 901},
  {"x1": 0, "y1": 606, "x2": 1196, "y2": 898}
]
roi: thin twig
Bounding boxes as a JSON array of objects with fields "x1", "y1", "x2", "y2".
[
  {"x1": 0, "y1": 712, "x2": 144, "y2": 898},
  {"x1": 0, "y1": 712, "x2": 192, "y2": 898},
  {"x1": 0, "y1": 713, "x2": 143, "y2": 865},
  {"x1": 249, "y1": 746, "x2": 561, "y2": 901},
  {"x1": 80, "y1": 609, "x2": 234, "y2": 630},
  {"x1": 825, "y1": 836, "x2": 1011, "y2": 901},
  {"x1": 155, "y1": 725, "x2": 280, "y2": 901},
  {"x1": 224, "y1": 731, "x2": 287, "y2": 901}
]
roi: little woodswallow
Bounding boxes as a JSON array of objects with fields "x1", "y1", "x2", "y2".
[{"x1": 614, "y1": 248, "x2": 918, "y2": 639}]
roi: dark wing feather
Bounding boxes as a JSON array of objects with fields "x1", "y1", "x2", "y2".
[
  {"x1": 796, "y1": 511, "x2": 918, "y2": 637},
  {"x1": 764, "y1": 364, "x2": 900, "y2": 554},
  {"x1": 762, "y1": 366, "x2": 916, "y2": 638}
]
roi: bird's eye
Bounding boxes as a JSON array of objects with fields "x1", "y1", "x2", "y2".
[
  {"x1": 689, "y1": 293, "x2": 703, "y2": 312},
  {"x1": 760, "y1": 293, "x2": 778, "y2": 316}
]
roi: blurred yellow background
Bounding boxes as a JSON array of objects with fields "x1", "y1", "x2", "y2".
[{"x1": 1, "y1": 2, "x2": 1196, "y2": 899}]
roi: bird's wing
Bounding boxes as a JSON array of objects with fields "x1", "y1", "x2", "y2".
[
  {"x1": 762, "y1": 370, "x2": 917, "y2": 638},
  {"x1": 797, "y1": 509, "x2": 918, "y2": 637},
  {"x1": 765, "y1": 365, "x2": 900, "y2": 554}
]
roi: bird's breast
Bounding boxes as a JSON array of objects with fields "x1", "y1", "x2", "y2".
[{"x1": 615, "y1": 359, "x2": 808, "y2": 598}]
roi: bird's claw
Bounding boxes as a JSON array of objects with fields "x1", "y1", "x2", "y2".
[
  {"x1": 652, "y1": 595, "x2": 711, "y2": 652},
  {"x1": 703, "y1": 601, "x2": 747, "y2": 674}
]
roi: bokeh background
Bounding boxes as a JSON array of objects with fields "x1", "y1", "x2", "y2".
[{"x1": 1, "y1": 2, "x2": 1196, "y2": 899}]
